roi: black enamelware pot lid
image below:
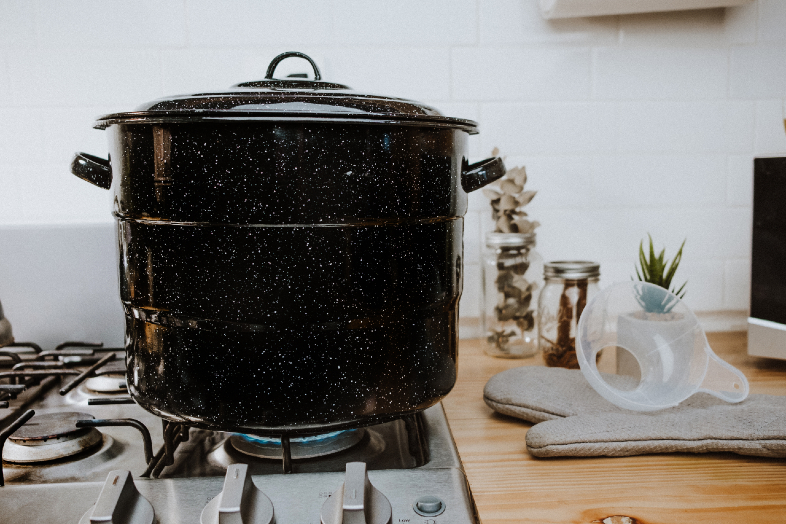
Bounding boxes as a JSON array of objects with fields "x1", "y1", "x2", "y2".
[{"x1": 95, "y1": 51, "x2": 478, "y2": 134}]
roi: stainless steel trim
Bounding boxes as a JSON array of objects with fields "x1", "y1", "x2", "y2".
[{"x1": 748, "y1": 317, "x2": 786, "y2": 360}]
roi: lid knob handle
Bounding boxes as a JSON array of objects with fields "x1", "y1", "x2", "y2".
[{"x1": 265, "y1": 51, "x2": 322, "y2": 81}]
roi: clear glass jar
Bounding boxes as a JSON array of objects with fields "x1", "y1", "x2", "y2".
[
  {"x1": 538, "y1": 261, "x2": 600, "y2": 368},
  {"x1": 481, "y1": 233, "x2": 544, "y2": 358}
]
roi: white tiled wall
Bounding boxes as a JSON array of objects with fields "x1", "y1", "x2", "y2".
[{"x1": 1, "y1": 0, "x2": 786, "y2": 331}]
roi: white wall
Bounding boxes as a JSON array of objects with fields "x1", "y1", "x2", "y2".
[{"x1": 1, "y1": 0, "x2": 786, "y2": 330}]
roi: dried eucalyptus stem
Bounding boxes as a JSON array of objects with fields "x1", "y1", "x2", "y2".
[
  {"x1": 483, "y1": 149, "x2": 540, "y2": 354},
  {"x1": 482, "y1": 148, "x2": 540, "y2": 235}
]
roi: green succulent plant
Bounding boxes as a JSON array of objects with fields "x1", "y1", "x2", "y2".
[{"x1": 633, "y1": 235, "x2": 686, "y2": 314}]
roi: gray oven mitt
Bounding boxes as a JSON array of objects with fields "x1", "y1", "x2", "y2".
[{"x1": 483, "y1": 366, "x2": 786, "y2": 458}]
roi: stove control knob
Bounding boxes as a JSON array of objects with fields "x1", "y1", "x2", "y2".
[
  {"x1": 321, "y1": 462, "x2": 392, "y2": 524},
  {"x1": 413, "y1": 496, "x2": 446, "y2": 516},
  {"x1": 200, "y1": 464, "x2": 274, "y2": 524},
  {"x1": 78, "y1": 470, "x2": 154, "y2": 524}
]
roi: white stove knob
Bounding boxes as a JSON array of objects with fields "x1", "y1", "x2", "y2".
[
  {"x1": 78, "y1": 470, "x2": 154, "y2": 524},
  {"x1": 200, "y1": 464, "x2": 274, "y2": 524},
  {"x1": 321, "y1": 462, "x2": 392, "y2": 524}
]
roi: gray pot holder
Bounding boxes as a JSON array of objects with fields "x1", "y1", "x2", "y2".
[{"x1": 483, "y1": 366, "x2": 786, "y2": 458}]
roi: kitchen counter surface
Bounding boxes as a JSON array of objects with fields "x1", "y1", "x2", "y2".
[{"x1": 442, "y1": 332, "x2": 786, "y2": 524}]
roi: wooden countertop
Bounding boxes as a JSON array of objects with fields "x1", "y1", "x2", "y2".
[{"x1": 442, "y1": 332, "x2": 786, "y2": 524}]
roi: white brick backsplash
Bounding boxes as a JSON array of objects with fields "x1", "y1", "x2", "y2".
[
  {"x1": 0, "y1": 108, "x2": 44, "y2": 167},
  {"x1": 38, "y1": 1, "x2": 187, "y2": 48},
  {"x1": 725, "y1": 3, "x2": 758, "y2": 45},
  {"x1": 532, "y1": 212, "x2": 737, "y2": 311},
  {"x1": 459, "y1": 262, "x2": 482, "y2": 320},
  {"x1": 479, "y1": 0, "x2": 618, "y2": 45},
  {"x1": 0, "y1": 166, "x2": 29, "y2": 224},
  {"x1": 617, "y1": 101, "x2": 754, "y2": 153},
  {"x1": 0, "y1": 53, "x2": 9, "y2": 102},
  {"x1": 730, "y1": 46, "x2": 786, "y2": 99},
  {"x1": 467, "y1": 135, "x2": 484, "y2": 160},
  {"x1": 758, "y1": 0, "x2": 786, "y2": 43},
  {"x1": 724, "y1": 258, "x2": 751, "y2": 310},
  {"x1": 676, "y1": 259, "x2": 724, "y2": 312},
  {"x1": 331, "y1": 0, "x2": 477, "y2": 46},
  {"x1": 161, "y1": 49, "x2": 255, "y2": 95},
  {"x1": 467, "y1": 185, "x2": 489, "y2": 215},
  {"x1": 0, "y1": 104, "x2": 112, "y2": 218},
  {"x1": 432, "y1": 102, "x2": 479, "y2": 123},
  {"x1": 432, "y1": 102, "x2": 483, "y2": 157},
  {"x1": 37, "y1": 107, "x2": 113, "y2": 166},
  {"x1": 160, "y1": 49, "x2": 333, "y2": 95},
  {"x1": 534, "y1": 206, "x2": 750, "y2": 264},
  {"x1": 0, "y1": 224, "x2": 123, "y2": 348},
  {"x1": 593, "y1": 47, "x2": 728, "y2": 100},
  {"x1": 480, "y1": 102, "x2": 618, "y2": 155},
  {"x1": 185, "y1": 0, "x2": 334, "y2": 47},
  {"x1": 165, "y1": 46, "x2": 452, "y2": 99},
  {"x1": 8, "y1": 50, "x2": 162, "y2": 109},
  {"x1": 657, "y1": 207, "x2": 752, "y2": 261},
  {"x1": 591, "y1": 154, "x2": 727, "y2": 207},
  {"x1": 754, "y1": 100, "x2": 786, "y2": 156},
  {"x1": 0, "y1": 165, "x2": 110, "y2": 225},
  {"x1": 530, "y1": 207, "x2": 607, "y2": 262},
  {"x1": 463, "y1": 211, "x2": 482, "y2": 265},
  {"x1": 329, "y1": 48, "x2": 451, "y2": 102},
  {"x1": 619, "y1": 7, "x2": 755, "y2": 46},
  {"x1": 16, "y1": 165, "x2": 113, "y2": 224},
  {"x1": 518, "y1": 155, "x2": 597, "y2": 210},
  {"x1": 452, "y1": 47, "x2": 591, "y2": 102},
  {"x1": 667, "y1": 207, "x2": 751, "y2": 261},
  {"x1": 727, "y1": 155, "x2": 754, "y2": 207},
  {"x1": 0, "y1": 1, "x2": 36, "y2": 48},
  {"x1": 599, "y1": 261, "x2": 633, "y2": 287}
]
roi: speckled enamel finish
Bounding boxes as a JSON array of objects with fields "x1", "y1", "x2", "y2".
[{"x1": 110, "y1": 121, "x2": 470, "y2": 434}]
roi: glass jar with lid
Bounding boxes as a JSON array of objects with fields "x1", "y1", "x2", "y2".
[
  {"x1": 538, "y1": 261, "x2": 600, "y2": 368},
  {"x1": 481, "y1": 232, "x2": 544, "y2": 358}
]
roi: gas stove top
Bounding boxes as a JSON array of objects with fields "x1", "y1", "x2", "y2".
[{"x1": 0, "y1": 342, "x2": 479, "y2": 523}]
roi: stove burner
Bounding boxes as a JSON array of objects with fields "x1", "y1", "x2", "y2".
[
  {"x1": 229, "y1": 429, "x2": 365, "y2": 460},
  {"x1": 84, "y1": 375, "x2": 127, "y2": 394},
  {"x1": 2, "y1": 412, "x2": 103, "y2": 463}
]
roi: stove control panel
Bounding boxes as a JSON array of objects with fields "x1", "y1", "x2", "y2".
[{"x1": 44, "y1": 462, "x2": 477, "y2": 524}]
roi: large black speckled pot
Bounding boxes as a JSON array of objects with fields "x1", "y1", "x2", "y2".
[{"x1": 72, "y1": 52, "x2": 505, "y2": 435}]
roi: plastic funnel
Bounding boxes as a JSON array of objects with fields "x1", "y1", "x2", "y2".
[{"x1": 576, "y1": 281, "x2": 749, "y2": 411}]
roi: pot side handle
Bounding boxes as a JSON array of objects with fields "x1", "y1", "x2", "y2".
[
  {"x1": 461, "y1": 157, "x2": 506, "y2": 193},
  {"x1": 71, "y1": 152, "x2": 112, "y2": 190}
]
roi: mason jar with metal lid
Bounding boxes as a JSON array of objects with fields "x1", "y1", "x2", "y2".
[
  {"x1": 481, "y1": 232, "x2": 543, "y2": 358},
  {"x1": 538, "y1": 261, "x2": 600, "y2": 368}
]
